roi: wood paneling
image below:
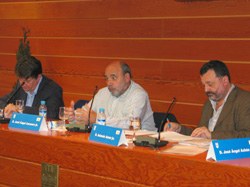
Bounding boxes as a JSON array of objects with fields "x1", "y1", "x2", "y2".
[
  {"x1": 1, "y1": 1, "x2": 250, "y2": 19},
  {"x1": 1, "y1": 38, "x2": 250, "y2": 63},
  {"x1": 0, "y1": 0, "x2": 250, "y2": 125},
  {"x1": 1, "y1": 17, "x2": 250, "y2": 38},
  {"x1": 1, "y1": 55, "x2": 250, "y2": 84}
]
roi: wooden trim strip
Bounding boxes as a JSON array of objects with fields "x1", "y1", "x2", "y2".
[
  {"x1": 2, "y1": 36, "x2": 250, "y2": 41},
  {"x1": 0, "y1": 0, "x2": 100, "y2": 5},
  {"x1": 109, "y1": 14, "x2": 250, "y2": 20},
  {"x1": 2, "y1": 53, "x2": 250, "y2": 65}
]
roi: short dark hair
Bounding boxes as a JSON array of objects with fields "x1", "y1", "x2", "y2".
[
  {"x1": 200, "y1": 60, "x2": 231, "y2": 82},
  {"x1": 15, "y1": 56, "x2": 42, "y2": 79},
  {"x1": 119, "y1": 61, "x2": 132, "y2": 78}
]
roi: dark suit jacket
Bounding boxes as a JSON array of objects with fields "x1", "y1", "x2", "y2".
[
  {"x1": 0, "y1": 75, "x2": 64, "y2": 119},
  {"x1": 180, "y1": 86, "x2": 250, "y2": 139}
]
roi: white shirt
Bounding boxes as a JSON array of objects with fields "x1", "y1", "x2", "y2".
[
  {"x1": 208, "y1": 84, "x2": 235, "y2": 132},
  {"x1": 88, "y1": 81, "x2": 156, "y2": 131}
]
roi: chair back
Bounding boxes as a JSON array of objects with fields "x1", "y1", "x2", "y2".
[
  {"x1": 74, "y1": 100, "x2": 89, "y2": 109},
  {"x1": 153, "y1": 112, "x2": 179, "y2": 132}
]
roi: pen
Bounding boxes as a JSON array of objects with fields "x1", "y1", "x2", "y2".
[{"x1": 167, "y1": 118, "x2": 171, "y2": 129}]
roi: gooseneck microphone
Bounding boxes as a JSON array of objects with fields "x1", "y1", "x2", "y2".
[
  {"x1": 86, "y1": 85, "x2": 98, "y2": 132},
  {"x1": 134, "y1": 97, "x2": 176, "y2": 148},
  {"x1": 157, "y1": 97, "x2": 176, "y2": 144},
  {"x1": 5, "y1": 81, "x2": 25, "y2": 106},
  {"x1": 0, "y1": 81, "x2": 25, "y2": 123}
]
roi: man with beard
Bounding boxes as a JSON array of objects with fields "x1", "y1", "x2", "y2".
[
  {"x1": 66, "y1": 61, "x2": 156, "y2": 131},
  {"x1": 164, "y1": 60, "x2": 250, "y2": 139}
]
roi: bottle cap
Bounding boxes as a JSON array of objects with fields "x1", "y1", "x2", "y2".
[
  {"x1": 41, "y1": 100, "x2": 46, "y2": 105},
  {"x1": 99, "y1": 108, "x2": 105, "y2": 113}
]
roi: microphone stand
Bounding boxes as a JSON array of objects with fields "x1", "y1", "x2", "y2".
[
  {"x1": 133, "y1": 97, "x2": 176, "y2": 148},
  {"x1": 86, "y1": 86, "x2": 98, "y2": 132}
]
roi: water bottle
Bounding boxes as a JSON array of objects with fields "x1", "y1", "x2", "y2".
[
  {"x1": 97, "y1": 108, "x2": 106, "y2": 125},
  {"x1": 39, "y1": 100, "x2": 47, "y2": 119}
]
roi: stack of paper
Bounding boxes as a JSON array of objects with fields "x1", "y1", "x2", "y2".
[
  {"x1": 161, "y1": 145, "x2": 208, "y2": 156},
  {"x1": 150, "y1": 131, "x2": 211, "y2": 156},
  {"x1": 179, "y1": 138, "x2": 211, "y2": 148},
  {"x1": 124, "y1": 130, "x2": 157, "y2": 136}
]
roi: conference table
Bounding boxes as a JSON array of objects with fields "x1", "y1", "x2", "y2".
[{"x1": 0, "y1": 123, "x2": 249, "y2": 187}]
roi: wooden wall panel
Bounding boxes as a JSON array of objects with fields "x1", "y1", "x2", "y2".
[
  {"x1": 1, "y1": 1, "x2": 250, "y2": 19},
  {"x1": 1, "y1": 38, "x2": 250, "y2": 63},
  {"x1": 1, "y1": 55, "x2": 250, "y2": 85},
  {"x1": 1, "y1": 17, "x2": 250, "y2": 38},
  {"x1": 0, "y1": 0, "x2": 250, "y2": 125}
]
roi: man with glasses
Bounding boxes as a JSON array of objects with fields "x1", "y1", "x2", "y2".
[
  {"x1": 67, "y1": 60, "x2": 156, "y2": 131},
  {"x1": 0, "y1": 56, "x2": 64, "y2": 119}
]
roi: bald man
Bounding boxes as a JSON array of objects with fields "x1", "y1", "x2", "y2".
[{"x1": 67, "y1": 61, "x2": 156, "y2": 131}]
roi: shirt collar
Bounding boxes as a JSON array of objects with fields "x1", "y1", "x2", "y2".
[{"x1": 210, "y1": 84, "x2": 235, "y2": 110}]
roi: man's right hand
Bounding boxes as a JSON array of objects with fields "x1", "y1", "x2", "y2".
[{"x1": 163, "y1": 121, "x2": 181, "y2": 133}]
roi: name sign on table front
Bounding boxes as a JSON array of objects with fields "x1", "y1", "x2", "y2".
[
  {"x1": 206, "y1": 137, "x2": 250, "y2": 161},
  {"x1": 9, "y1": 112, "x2": 48, "y2": 132},
  {"x1": 89, "y1": 124, "x2": 128, "y2": 146}
]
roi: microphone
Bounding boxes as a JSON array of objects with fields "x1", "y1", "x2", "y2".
[
  {"x1": 157, "y1": 97, "x2": 176, "y2": 143},
  {"x1": 86, "y1": 85, "x2": 98, "y2": 132},
  {"x1": 134, "y1": 97, "x2": 176, "y2": 148},
  {"x1": 5, "y1": 81, "x2": 25, "y2": 106},
  {"x1": 67, "y1": 86, "x2": 98, "y2": 133},
  {"x1": 0, "y1": 81, "x2": 25, "y2": 123}
]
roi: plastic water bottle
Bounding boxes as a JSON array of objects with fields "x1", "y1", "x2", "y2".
[
  {"x1": 39, "y1": 100, "x2": 47, "y2": 119},
  {"x1": 97, "y1": 108, "x2": 106, "y2": 125}
]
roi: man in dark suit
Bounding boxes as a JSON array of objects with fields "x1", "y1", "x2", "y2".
[
  {"x1": 0, "y1": 56, "x2": 64, "y2": 119},
  {"x1": 164, "y1": 60, "x2": 250, "y2": 139}
]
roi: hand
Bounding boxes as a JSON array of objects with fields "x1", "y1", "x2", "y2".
[
  {"x1": 82, "y1": 104, "x2": 97, "y2": 125},
  {"x1": 191, "y1": 126, "x2": 211, "y2": 139},
  {"x1": 4, "y1": 103, "x2": 17, "y2": 118},
  {"x1": 163, "y1": 121, "x2": 181, "y2": 133}
]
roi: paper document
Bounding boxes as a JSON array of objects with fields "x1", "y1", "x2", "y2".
[
  {"x1": 179, "y1": 138, "x2": 211, "y2": 149},
  {"x1": 162, "y1": 145, "x2": 207, "y2": 156},
  {"x1": 124, "y1": 130, "x2": 157, "y2": 136},
  {"x1": 150, "y1": 131, "x2": 196, "y2": 142},
  {"x1": 150, "y1": 131, "x2": 210, "y2": 149}
]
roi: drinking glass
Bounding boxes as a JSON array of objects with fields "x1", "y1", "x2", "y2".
[
  {"x1": 15, "y1": 100, "x2": 24, "y2": 113},
  {"x1": 59, "y1": 107, "x2": 69, "y2": 132},
  {"x1": 0, "y1": 108, "x2": 3, "y2": 118},
  {"x1": 74, "y1": 109, "x2": 85, "y2": 125},
  {"x1": 129, "y1": 116, "x2": 141, "y2": 141}
]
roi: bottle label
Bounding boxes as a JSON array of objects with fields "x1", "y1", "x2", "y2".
[
  {"x1": 97, "y1": 119, "x2": 106, "y2": 126},
  {"x1": 39, "y1": 110, "x2": 47, "y2": 118}
]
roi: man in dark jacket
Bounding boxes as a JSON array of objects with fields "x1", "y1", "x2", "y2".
[{"x1": 0, "y1": 56, "x2": 64, "y2": 119}]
